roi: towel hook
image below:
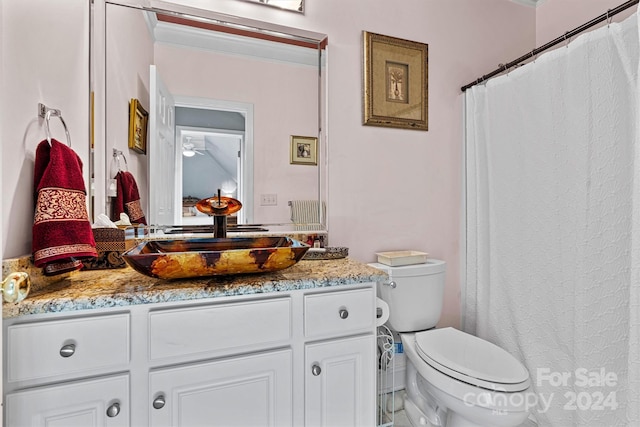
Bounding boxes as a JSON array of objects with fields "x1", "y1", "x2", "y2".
[
  {"x1": 38, "y1": 103, "x2": 71, "y2": 147},
  {"x1": 113, "y1": 148, "x2": 128, "y2": 172}
]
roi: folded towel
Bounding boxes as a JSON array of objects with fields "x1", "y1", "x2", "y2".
[
  {"x1": 289, "y1": 199, "x2": 325, "y2": 231},
  {"x1": 32, "y1": 139, "x2": 97, "y2": 275},
  {"x1": 290, "y1": 199, "x2": 324, "y2": 223},
  {"x1": 112, "y1": 171, "x2": 146, "y2": 225}
]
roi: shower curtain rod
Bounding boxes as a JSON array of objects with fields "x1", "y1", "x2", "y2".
[{"x1": 461, "y1": 0, "x2": 639, "y2": 92}]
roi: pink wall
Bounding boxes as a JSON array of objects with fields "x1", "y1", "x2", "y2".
[
  {"x1": 313, "y1": 0, "x2": 534, "y2": 328},
  {"x1": 1, "y1": 0, "x2": 89, "y2": 258}
]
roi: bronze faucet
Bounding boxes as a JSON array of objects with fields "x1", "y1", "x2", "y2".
[{"x1": 195, "y1": 189, "x2": 243, "y2": 238}]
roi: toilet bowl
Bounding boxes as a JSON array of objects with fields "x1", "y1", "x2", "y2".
[
  {"x1": 370, "y1": 260, "x2": 532, "y2": 427},
  {"x1": 402, "y1": 329, "x2": 531, "y2": 427}
]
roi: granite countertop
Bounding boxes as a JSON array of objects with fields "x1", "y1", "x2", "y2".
[{"x1": 3, "y1": 258, "x2": 387, "y2": 319}]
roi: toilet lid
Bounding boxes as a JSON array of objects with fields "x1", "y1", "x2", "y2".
[{"x1": 415, "y1": 328, "x2": 530, "y2": 392}]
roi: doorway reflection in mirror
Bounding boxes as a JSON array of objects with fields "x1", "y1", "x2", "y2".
[{"x1": 178, "y1": 126, "x2": 243, "y2": 226}]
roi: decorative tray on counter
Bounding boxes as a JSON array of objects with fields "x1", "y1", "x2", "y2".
[
  {"x1": 123, "y1": 237, "x2": 310, "y2": 279},
  {"x1": 303, "y1": 247, "x2": 349, "y2": 260}
]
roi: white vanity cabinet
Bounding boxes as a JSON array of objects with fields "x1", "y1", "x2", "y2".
[{"x1": 3, "y1": 283, "x2": 377, "y2": 426}]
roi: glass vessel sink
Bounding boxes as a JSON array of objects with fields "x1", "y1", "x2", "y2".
[{"x1": 123, "y1": 237, "x2": 310, "y2": 279}]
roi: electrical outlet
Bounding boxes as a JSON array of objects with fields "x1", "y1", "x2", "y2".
[{"x1": 260, "y1": 194, "x2": 277, "y2": 206}]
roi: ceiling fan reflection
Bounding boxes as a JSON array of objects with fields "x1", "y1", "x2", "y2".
[{"x1": 183, "y1": 137, "x2": 204, "y2": 157}]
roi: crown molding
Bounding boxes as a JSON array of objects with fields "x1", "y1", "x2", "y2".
[{"x1": 511, "y1": 0, "x2": 547, "y2": 8}]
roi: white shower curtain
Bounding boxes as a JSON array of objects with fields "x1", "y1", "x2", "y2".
[{"x1": 465, "y1": 10, "x2": 640, "y2": 427}]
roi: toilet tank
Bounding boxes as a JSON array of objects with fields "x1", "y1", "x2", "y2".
[{"x1": 369, "y1": 259, "x2": 446, "y2": 332}]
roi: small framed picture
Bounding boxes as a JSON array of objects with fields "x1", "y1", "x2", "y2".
[
  {"x1": 290, "y1": 135, "x2": 317, "y2": 165},
  {"x1": 128, "y1": 98, "x2": 148, "y2": 154}
]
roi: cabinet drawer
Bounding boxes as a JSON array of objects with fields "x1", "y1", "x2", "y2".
[
  {"x1": 304, "y1": 288, "x2": 375, "y2": 338},
  {"x1": 149, "y1": 297, "x2": 291, "y2": 361},
  {"x1": 7, "y1": 313, "x2": 130, "y2": 384}
]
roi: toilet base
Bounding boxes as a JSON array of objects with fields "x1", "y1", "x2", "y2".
[
  {"x1": 404, "y1": 359, "x2": 447, "y2": 426},
  {"x1": 402, "y1": 334, "x2": 530, "y2": 427},
  {"x1": 405, "y1": 359, "x2": 521, "y2": 427},
  {"x1": 403, "y1": 394, "x2": 436, "y2": 427}
]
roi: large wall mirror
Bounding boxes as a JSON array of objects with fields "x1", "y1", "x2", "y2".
[{"x1": 93, "y1": 0, "x2": 327, "y2": 234}]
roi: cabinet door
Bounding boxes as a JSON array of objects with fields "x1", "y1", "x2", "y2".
[
  {"x1": 305, "y1": 335, "x2": 376, "y2": 427},
  {"x1": 150, "y1": 349, "x2": 292, "y2": 427},
  {"x1": 5, "y1": 374, "x2": 129, "y2": 427}
]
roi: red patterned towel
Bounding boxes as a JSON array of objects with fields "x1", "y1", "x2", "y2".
[
  {"x1": 112, "y1": 171, "x2": 147, "y2": 225},
  {"x1": 32, "y1": 139, "x2": 97, "y2": 276}
]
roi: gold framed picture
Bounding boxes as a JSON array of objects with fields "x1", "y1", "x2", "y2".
[
  {"x1": 128, "y1": 98, "x2": 148, "y2": 154},
  {"x1": 290, "y1": 135, "x2": 317, "y2": 165},
  {"x1": 363, "y1": 31, "x2": 428, "y2": 131}
]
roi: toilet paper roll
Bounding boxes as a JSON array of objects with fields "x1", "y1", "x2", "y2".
[{"x1": 376, "y1": 297, "x2": 390, "y2": 327}]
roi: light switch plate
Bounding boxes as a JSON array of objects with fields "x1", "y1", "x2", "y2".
[{"x1": 260, "y1": 194, "x2": 277, "y2": 206}]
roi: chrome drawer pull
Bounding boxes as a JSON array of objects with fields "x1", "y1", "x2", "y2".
[
  {"x1": 106, "y1": 402, "x2": 120, "y2": 418},
  {"x1": 385, "y1": 281, "x2": 397, "y2": 289},
  {"x1": 311, "y1": 364, "x2": 322, "y2": 376},
  {"x1": 338, "y1": 309, "x2": 349, "y2": 319},
  {"x1": 59, "y1": 343, "x2": 76, "y2": 358},
  {"x1": 153, "y1": 395, "x2": 166, "y2": 409}
]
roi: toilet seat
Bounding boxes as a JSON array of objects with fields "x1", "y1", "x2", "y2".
[{"x1": 415, "y1": 328, "x2": 530, "y2": 392}]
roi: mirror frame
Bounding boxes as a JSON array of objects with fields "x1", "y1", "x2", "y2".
[
  {"x1": 92, "y1": 0, "x2": 328, "y2": 234},
  {"x1": 237, "y1": 0, "x2": 305, "y2": 14}
]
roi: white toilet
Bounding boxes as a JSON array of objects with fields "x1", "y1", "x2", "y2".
[{"x1": 371, "y1": 259, "x2": 532, "y2": 427}]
